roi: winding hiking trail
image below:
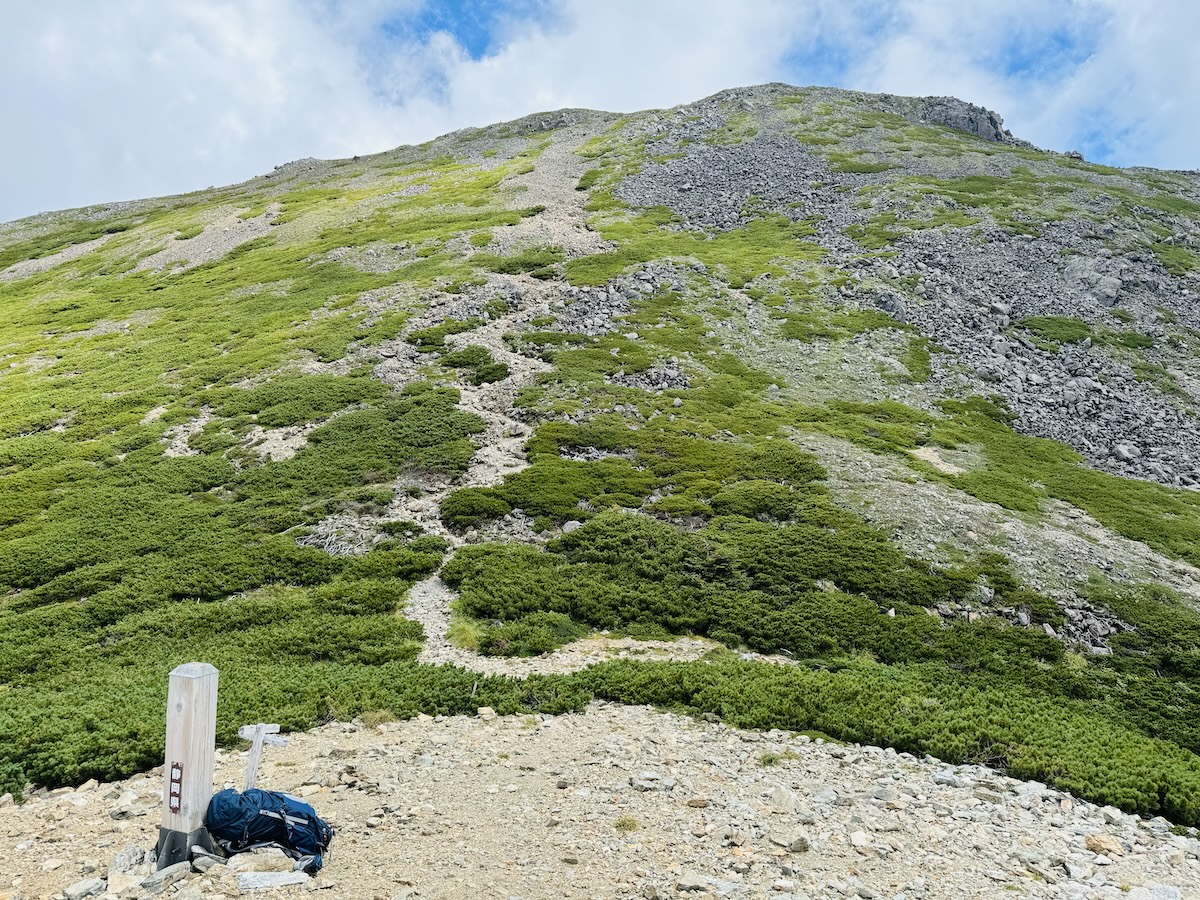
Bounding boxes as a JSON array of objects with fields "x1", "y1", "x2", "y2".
[
  {"x1": 401, "y1": 276, "x2": 726, "y2": 677},
  {"x1": 407, "y1": 575, "x2": 721, "y2": 676}
]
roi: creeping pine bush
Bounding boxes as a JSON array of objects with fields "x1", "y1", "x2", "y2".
[
  {"x1": 406, "y1": 318, "x2": 484, "y2": 353},
  {"x1": 440, "y1": 421, "x2": 826, "y2": 532},
  {"x1": 0, "y1": 143, "x2": 582, "y2": 792},
  {"x1": 473, "y1": 246, "x2": 564, "y2": 279},
  {"x1": 5, "y1": 112, "x2": 1200, "y2": 833},
  {"x1": 439, "y1": 345, "x2": 510, "y2": 384},
  {"x1": 0, "y1": 651, "x2": 592, "y2": 789},
  {"x1": 208, "y1": 373, "x2": 389, "y2": 427},
  {"x1": 0, "y1": 760, "x2": 26, "y2": 801},
  {"x1": 0, "y1": 375, "x2": 484, "y2": 786},
  {"x1": 443, "y1": 504, "x2": 1200, "y2": 768},
  {"x1": 441, "y1": 511, "x2": 1063, "y2": 670}
]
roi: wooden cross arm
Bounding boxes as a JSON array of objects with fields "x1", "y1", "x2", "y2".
[{"x1": 238, "y1": 724, "x2": 288, "y2": 747}]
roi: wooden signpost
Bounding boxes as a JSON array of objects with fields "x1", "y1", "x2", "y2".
[
  {"x1": 153, "y1": 667, "x2": 293, "y2": 870},
  {"x1": 156, "y1": 663, "x2": 219, "y2": 869}
]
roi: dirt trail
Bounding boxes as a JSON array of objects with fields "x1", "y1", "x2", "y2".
[
  {"x1": 161, "y1": 407, "x2": 214, "y2": 458},
  {"x1": 396, "y1": 278, "x2": 736, "y2": 676},
  {"x1": 390, "y1": 119, "x2": 783, "y2": 676},
  {"x1": 377, "y1": 275, "x2": 554, "y2": 546},
  {"x1": 488, "y1": 125, "x2": 612, "y2": 259}
]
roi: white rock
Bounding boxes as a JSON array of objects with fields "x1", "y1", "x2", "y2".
[
  {"x1": 228, "y1": 848, "x2": 297, "y2": 873},
  {"x1": 140, "y1": 861, "x2": 191, "y2": 893},
  {"x1": 63, "y1": 879, "x2": 105, "y2": 900},
  {"x1": 1127, "y1": 888, "x2": 1182, "y2": 900},
  {"x1": 236, "y1": 871, "x2": 311, "y2": 892}
]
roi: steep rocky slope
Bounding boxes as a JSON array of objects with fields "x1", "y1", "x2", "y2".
[{"x1": 2, "y1": 84, "x2": 1200, "y2": 897}]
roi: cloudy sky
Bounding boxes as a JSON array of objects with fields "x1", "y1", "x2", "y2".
[{"x1": 2, "y1": 0, "x2": 1197, "y2": 223}]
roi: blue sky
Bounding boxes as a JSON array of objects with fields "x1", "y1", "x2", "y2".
[
  {"x1": 1, "y1": 0, "x2": 1197, "y2": 223},
  {"x1": 390, "y1": 0, "x2": 559, "y2": 59}
]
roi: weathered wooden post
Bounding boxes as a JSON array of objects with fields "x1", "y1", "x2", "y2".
[
  {"x1": 238, "y1": 723, "x2": 286, "y2": 790},
  {"x1": 156, "y1": 662, "x2": 218, "y2": 869}
]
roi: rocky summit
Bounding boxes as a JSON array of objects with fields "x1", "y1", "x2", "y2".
[{"x1": 1, "y1": 84, "x2": 1200, "y2": 899}]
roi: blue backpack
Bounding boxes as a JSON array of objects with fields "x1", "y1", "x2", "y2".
[{"x1": 205, "y1": 788, "x2": 334, "y2": 873}]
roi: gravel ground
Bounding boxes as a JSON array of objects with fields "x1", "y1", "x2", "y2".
[
  {"x1": 134, "y1": 207, "x2": 279, "y2": 274},
  {"x1": 2, "y1": 704, "x2": 1196, "y2": 900},
  {"x1": 0, "y1": 235, "x2": 113, "y2": 281}
]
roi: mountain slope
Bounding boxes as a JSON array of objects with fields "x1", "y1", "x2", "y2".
[{"x1": 2, "y1": 85, "x2": 1200, "y2": 829}]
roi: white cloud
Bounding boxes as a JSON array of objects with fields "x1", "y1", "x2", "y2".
[
  {"x1": 1, "y1": 0, "x2": 1196, "y2": 223},
  {"x1": 1, "y1": 1, "x2": 412, "y2": 221}
]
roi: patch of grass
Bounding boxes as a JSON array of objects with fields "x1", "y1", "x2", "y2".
[
  {"x1": 1020, "y1": 316, "x2": 1093, "y2": 345},
  {"x1": 901, "y1": 337, "x2": 934, "y2": 382},
  {"x1": 473, "y1": 245, "x2": 564, "y2": 278},
  {"x1": 847, "y1": 209, "x2": 982, "y2": 249},
  {"x1": 576, "y1": 168, "x2": 603, "y2": 191},
  {"x1": 931, "y1": 401, "x2": 1200, "y2": 566},
  {"x1": 866, "y1": 168, "x2": 1081, "y2": 236},
  {"x1": 827, "y1": 152, "x2": 895, "y2": 174},
  {"x1": 776, "y1": 306, "x2": 902, "y2": 342},
  {"x1": 707, "y1": 111, "x2": 759, "y2": 146},
  {"x1": 1151, "y1": 244, "x2": 1199, "y2": 276},
  {"x1": 1104, "y1": 330, "x2": 1154, "y2": 350},
  {"x1": 565, "y1": 210, "x2": 823, "y2": 289},
  {"x1": 407, "y1": 318, "x2": 484, "y2": 353},
  {"x1": 439, "y1": 345, "x2": 510, "y2": 385}
]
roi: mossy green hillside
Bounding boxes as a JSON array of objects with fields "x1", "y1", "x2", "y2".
[
  {"x1": 568, "y1": 118, "x2": 825, "y2": 288},
  {"x1": 0, "y1": 135, "x2": 564, "y2": 794},
  {"x1": 788, "y1": 397, "x2": 1200, "y2": 567},
  {"x1": 564, "y1": 209, "x2": 823, "y2": 288},
  {"x1": 508, "y1": 268, "x2": 1200, "y2": 574}
]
